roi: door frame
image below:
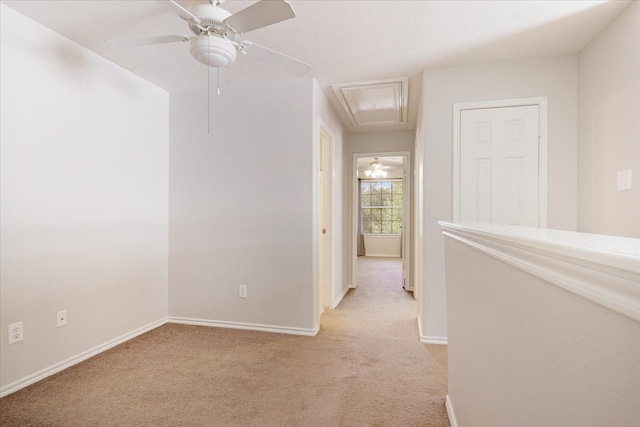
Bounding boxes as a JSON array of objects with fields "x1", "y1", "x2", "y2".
[
  {"x1": 351, "y1": 151, "x2": 412, "y2": 290},
  {"x1": 452, "y1": 97, "x2": 548, "y2": 228},
  {"x1": 318, "y1": 121, "x2": 335, "y2": 314}
]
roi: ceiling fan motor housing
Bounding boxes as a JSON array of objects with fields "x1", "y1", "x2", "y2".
[
  {"x1": 188, "y1": 4, "x2": 235, "y2": 68},
  {"x1": 190, "y1": 36, "x2": 236, "y2": 67}
]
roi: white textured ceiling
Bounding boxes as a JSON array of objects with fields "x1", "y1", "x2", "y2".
[{"x1": 2, "y1": 0, "x2": 631, "y2": 132}]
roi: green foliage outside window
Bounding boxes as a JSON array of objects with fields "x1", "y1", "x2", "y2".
[{"x1": 361, "y1": 180, "x2": 403, "y2": 234}]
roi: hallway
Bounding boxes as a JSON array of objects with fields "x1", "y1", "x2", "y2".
[
  {"x1": 314, "y1": 255, "x2": 449, "y2": 425},
  {"x1": 356, "y1": 256, "x2": 406, "y2": 292}
]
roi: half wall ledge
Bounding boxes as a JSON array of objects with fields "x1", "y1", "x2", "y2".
[{"x1": 438, "y1": 221, "x2": 640, "y2": 322}]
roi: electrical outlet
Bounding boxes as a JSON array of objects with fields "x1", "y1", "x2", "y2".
[
  {"x1": 238, "y1": 284, "x2": 248, "y2": 299},
  {"x1": 56, "y1": 310, "x2": 67, "y2": 328},
  {"x1": 8, "y1": 321, "x2": 23, "y2": 344}
]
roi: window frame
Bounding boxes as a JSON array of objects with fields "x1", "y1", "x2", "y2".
[{"x1": 360, "y1": 178, "x2": 403, "y2": 236}]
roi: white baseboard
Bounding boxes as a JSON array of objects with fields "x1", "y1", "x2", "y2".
[
  {"x1": 0, "y1": 317, "x2": 168, "y2": 398},
  {"x1": 331, "y1": 284, "x2": 352, "y2": 308},
  {"x1": 421, "y1": 335, "x2": 448, "y2": 345},
  {"x1": 417, "y1": 317, "x2": 448, "y2": 345},
  {"x1": 168, "y1": 317, "x2": 319, "y2": 336},
  {"x1": 446, "y1": 395, "x2": 458, "y2": 427},
  {"x1": 364, "y1": 253, "x2": 402, "y2": 258}
]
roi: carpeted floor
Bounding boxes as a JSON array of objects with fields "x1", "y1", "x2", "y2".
[{"x1": 0, "y1": 257, "x2": 449, "y2": 426}]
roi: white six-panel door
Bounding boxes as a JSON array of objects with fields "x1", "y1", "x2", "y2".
[{"x1": 460, "y1": 105, "x2": 540, "y2": 226}]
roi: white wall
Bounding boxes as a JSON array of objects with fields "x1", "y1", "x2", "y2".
[
  {"x1": 349, "y1": 131, "x2": 415, "y2": 154},
  {"x1": 169, "y1": 79, "x2": 317, "y2": 332},
  {"x1": 348, "y1": 130, "x2": 416, "y2": 289},
  {"x1": 443, "y1": 228, "x2": 640, "y2": 427},
  {"x1": 0, "y1": 4, "x2": 169, "y2": 391},
  {"x1": 578, "y1": 1, "x2": 640, "y2": 238},
  {"x1": 419, "y1": 55, "x2": 578, "y2": 340},
  {"x1": 414, "y1": 99, "x2": 425, "y2": 328},
  {"x1": 363, "y1": 235, "x2": 401, "y2": 257},
  {"x1": 313, "y1": 81, "x2": 350, "y2": 310}
]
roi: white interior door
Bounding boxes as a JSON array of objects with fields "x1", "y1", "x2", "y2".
[
  {"x1": 460, "y1": 105, "x2": 540, "y2": 226},
  {"x1": 319, "y1": 170, "x2": 325, "y2": 313},
  {"x1": 401, "y1": 160, "x2": 409, "y2": 290},
  {"x1": 319, "y1": 134, "x2": 326, "y2": 313},
  {"x1": 319, "y1": 129, "x2": 334, "y2": 312}
]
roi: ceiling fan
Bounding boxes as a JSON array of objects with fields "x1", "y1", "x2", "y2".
[
  {"x1": 364, "y1": 158, "x2": 392, "y2": 178},
  {"x1": 106, "y1": 0, "x2": 310, "y2": 76}
]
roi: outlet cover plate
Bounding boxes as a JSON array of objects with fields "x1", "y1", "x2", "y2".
[
  {"x1": 238, "y1": 284, "x2": 248, "y2": 299},
  {"x1": 56, "y1": 310, "x2": 67, "y2": 328},
  {"x1": 8, "y1": 321, "x2": 24, "y2": 344}
]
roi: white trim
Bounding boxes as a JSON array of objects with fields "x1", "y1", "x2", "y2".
[
  {"x1": 0, "y1": 317, "x2": 168, "y2": 398},
  {"x1": 363, "y1": 253, "x2": 402, "y2": 258},
  {"x1": 420, "y1": 336, "x2": 448, "y2": 345},
  {"x1": 168, "y1": 317, "x2": 320, "y2": 336},
  {"x1": 417, "y1": 317, "x2": 448, "y2": 345},
  {"x1": 439, "y1": 221, "x2": 640, "y2": 322},
  {"x1": 317, "y1": 118, "x2": 336, "y2": 314},
  {"x1": 446, "y1": 395, "x2": 459, "y2": 427},
  {"x1": 332, "y1": 77, "x2": 409, "y2": 128},
  {"x1": 352, "y1": 151, "x2": 412, "y2": 289},
  {"x1": 452, "y1": 97, "x2": 548, "y2": 228},
  {"x1": 331, "y1": 284, "x2": 352, "y2": 309}
]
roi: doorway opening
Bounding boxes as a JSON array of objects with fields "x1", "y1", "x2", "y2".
[{"x1": 352, "y1": 152, "x2": 412, "y2": 296}]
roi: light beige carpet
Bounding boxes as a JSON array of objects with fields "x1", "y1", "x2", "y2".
[{"x1": 0, "y1": 257, "x2": 448, "y2": 426}]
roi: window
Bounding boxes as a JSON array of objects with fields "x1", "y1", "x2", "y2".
[{"x1": 361, "y1": 180, "x2": 403, "y2": 234}]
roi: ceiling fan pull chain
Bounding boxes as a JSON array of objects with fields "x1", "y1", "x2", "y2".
[{"x1": 217, "y1": 68, "x2": 221, "y2": 96}]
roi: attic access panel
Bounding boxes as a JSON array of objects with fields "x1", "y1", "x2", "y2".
[{"x1": 332, "y1": 78, "x2": 409, "y2": 128}]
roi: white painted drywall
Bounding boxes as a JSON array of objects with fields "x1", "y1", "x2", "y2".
[
  {"x1": 349, "y1": 131, "x2": 415, "y2": 154},
  {"x1": 443, "y1": 231, "x2": 640, "y2": 427},
  {"x1": 169, "y1": 79, "x2": 316, "y2": 331},
  {"x1": 578, "y1": 1, "x2": 640, "y2": 238},
  {"x1": 0, "y1": 4, "x2": 169, "y2": 389},
  {"x1": 348, "y1": 130, "x2": 415, "y2": 289},
  {"x1": 418, "y1": 55, "x2": 578, "y2": 340},
  {"x1": 363, "y1": 235, "x2": 402, "y2": 257},
  {"x1": 313, "y1": 80, "x2": 350, "y2": 310},
  {"x1": 414, "y1": 100, "x2": 425, "y2": 325}
]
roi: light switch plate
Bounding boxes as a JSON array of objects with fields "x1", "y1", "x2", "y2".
[{"x1": 617, "y1": 169, "x2": 632, "y2": 191}]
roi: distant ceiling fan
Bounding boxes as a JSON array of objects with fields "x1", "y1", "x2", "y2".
[
  {"x1": 106, "y1": 0, "x2": 310, "y2": 76},
  {"x1": 364, "y1": 158, "x2": 392, "y2": 178}
]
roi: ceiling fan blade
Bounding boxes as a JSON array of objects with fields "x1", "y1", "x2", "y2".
[
  {"x1": 242, "y1": 42, "x2": 310, "y2": 76},
  {"x1": 224, "y1": 0, "x2": 296, "y2": 34},
  {"x1": 105, "y1": 34, "x2": 193, "y2": 48},
  {"x1": 155, "y1": 0, "x2": 201, "y2": 24}
]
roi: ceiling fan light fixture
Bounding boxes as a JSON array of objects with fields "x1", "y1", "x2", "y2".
[
  {"x1": 190, "y1": 36, "x2": 236, "y2": 68},
  {"x1": 368, "y1": 169, "x2": 387, "y2": 178},
  {"x1": 363, "y1": 158, "x2": 388, "y2": 178}
]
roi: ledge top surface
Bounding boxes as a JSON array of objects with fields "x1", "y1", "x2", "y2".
[{"x1": 439, "y1": 221, "x2": 640, "y2": 273}]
